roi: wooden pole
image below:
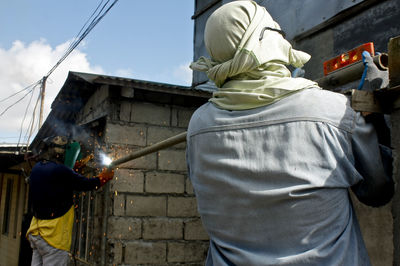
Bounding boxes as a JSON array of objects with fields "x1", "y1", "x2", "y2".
[{"x1": 39, "y1": 76, "x2": 47, "y2": 128}]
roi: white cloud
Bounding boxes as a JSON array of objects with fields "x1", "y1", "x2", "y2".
[
  {"x1": 113, "y1": 63, "x2": 193, "y2": 86},
  {"x1": 114, "y1": 68, "x2": 135, "y2": 78},
  {"x1": 0, "y1": 39, "x2": 104, "y2": 144},
  {"x1": 172, "y1": 62, "x2": 192, "y2": 86},
  {"x1": 0, "y1": 40, "x2": 193, "y2": 145}
]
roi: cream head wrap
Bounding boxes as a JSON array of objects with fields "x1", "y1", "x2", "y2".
[{"x1": 190, "y1": 0, "x2": 319, "y2": 110}]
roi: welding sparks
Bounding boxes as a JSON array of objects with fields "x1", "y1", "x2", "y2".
[{"x1": 101, "y1": 154, "x2": 112, "y2": 166}]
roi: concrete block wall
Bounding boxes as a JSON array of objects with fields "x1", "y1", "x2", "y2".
[{"x1": 105, "y1": 99, "x2": 209, "y2": 265}]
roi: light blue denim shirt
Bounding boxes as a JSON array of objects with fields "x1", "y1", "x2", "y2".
[{"x1": 186, "y1": 88, "x2": 392, "y2": 266}]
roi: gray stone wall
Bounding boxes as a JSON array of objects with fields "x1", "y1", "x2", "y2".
[{"x1": 105, "y1": 99, "x2": 209, "y2": 265}]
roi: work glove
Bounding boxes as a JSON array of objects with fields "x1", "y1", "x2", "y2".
[
  {"x1": 357, "y1": 51, "x2": 391, "y2": 146},
  {"x1": 357, "y1": 51, "x2": 389, "y2": 91},
  {"x1": 98, "y1": 168, "x2": 114, "y2": 186},
  {"x1": 74, "y1": 154, "x2": 94, "y2": 172}
]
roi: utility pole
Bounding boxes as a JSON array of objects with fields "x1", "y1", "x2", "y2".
[{"x1": 39, "y1": 76, "x2": 47, "y2": 128}]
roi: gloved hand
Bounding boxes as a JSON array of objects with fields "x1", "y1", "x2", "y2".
[
  {"x1": 357, "y1": 51, "x2": 391, "y2": 146},
  {"x1": 98, "y1": 168, "x2": 114, "y2": 186},
  {"x1": 357, "y1": 51, "x2": 389, "y2": 91},
  {"x1": 74, "y1": 154, "x2": 94, "y2": 172}
]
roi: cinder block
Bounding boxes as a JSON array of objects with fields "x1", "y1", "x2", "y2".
[
  {"x1": 167, "y1": 242, "x2": 209, "y2": 263},
  {"x1": 147, "y1": 126, "x2": 186, "y2": 149},
  {"x1": 143, "y1": 218, "x2": 183, "y2": 240},
  {"x1": 113, "y1": 194, "x2": 125, "y2": 216},
  {"x1": 171, "y1": 108, "x2": 178, "y2": 127},
  {"x1": 178, "y1": 108, "x2": 195, "y2": 128},
  {"x1": 111, "y1": 169, "x2": 144, "y2": 193},
  {"x1": 112, "y1": 146, "x2": 157, "y2": 170},
  {"x1": 125, "y1": 241, "x2": 166, "y2": 264},
  {"x1": 186, "y1": 177, "x2": 195, "y2": 195},
  {"x1": 184, "y1": 219, "x2": 209, "y2": 240},
  {"x1": 126, "y1": 195, "x2": 167, "y2": 217},
  {"x1": 109, "y1": 241, "x2": 123, "y2": 264},
  {"x1": 119, "y1": 101, "x2": 132, "y2": 121},
  {"x1": 131, "y1": 102, "x2": 171, "y2": 126},
  {"x1": 106, "y1": 123, "x2": 146, "y2": 146},
  {"x1": 107, "y1": 217, "x2": 141, "y2": 240},
  {"x1": 146, "y1": 172, "x2": 184, "y2": 193},
  {"x1": 158, "y1": 150, "x2": 187, "y2": 171},
  {"x1": 168, "y1": 196, "x2": 199, "y2": 217}
]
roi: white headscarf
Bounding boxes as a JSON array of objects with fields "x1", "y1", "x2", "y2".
[{"x1": 190, "y1": 0, "x2": 319, "y2": 110}]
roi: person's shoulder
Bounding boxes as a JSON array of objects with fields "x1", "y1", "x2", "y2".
[
  {"x1": 188, "y1": 102, "x2": 215, "y2": 131},
  {"x1": 302, "y1": 87, "x2": 350, "y2": 104},
  {"x1": 294, "y1": 88, "x2": 352, "y2": 113}
]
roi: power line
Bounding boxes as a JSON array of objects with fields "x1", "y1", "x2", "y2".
[
  {"x1": 0, "y1": 84, "x2": 39, "y2": 117},
  {"x1": 0, "y1": 0, "x2": 119, "y2": 146},
  {"x1": 0, "y1": 80, "x2": 41, "y2": 103},
  {"x1": 45, "y1": 0, "x2": 119, "y2": 78},
  {"x1": 17, "y1": 83, "x2": 37, "y2": 148}
]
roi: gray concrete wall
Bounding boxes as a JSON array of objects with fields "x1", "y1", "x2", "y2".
[{"x1": 103, "y1": 91, "x2": 209, "y2": 265}]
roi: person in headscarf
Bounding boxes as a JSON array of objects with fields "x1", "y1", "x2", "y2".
[{"x1": 186, "y1": 1, "x2": 393, "y2": 265}]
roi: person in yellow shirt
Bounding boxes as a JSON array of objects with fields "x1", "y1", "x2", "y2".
[{"x1": 26, "y1": 136, "x2": 113, "y2": 265}]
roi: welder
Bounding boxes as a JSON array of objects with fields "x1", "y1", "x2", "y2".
[
  {"x1": 26, "y1": 136, "x2": 114, "y2": 266},
  {"x1": 187, "y1": 1, "x2": 393, "y2": 265}
]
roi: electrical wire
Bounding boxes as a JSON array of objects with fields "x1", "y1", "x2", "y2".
[
  {"x1": 1, "y1": 0, "x2": 119, "y2": 146},
  {"x1": 23, "y1": 90, "x2": 42, "y2": 149},
  {"x1": 16, "y1": 83, "x2": 37, "y2": 148},
  {"x1": 0, "y1": 80, "x2": 41, "y2": 103},
  {"x1": 45, "y1": 0, "x2": 119, "y2": 78},
  {"x1": 0, "y1": 84, "x2": 39, "y2": 117}
]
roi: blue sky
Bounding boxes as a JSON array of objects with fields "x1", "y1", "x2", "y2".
[{"x1": 0, "y1": 0, "x2": 195, "y2": 144}]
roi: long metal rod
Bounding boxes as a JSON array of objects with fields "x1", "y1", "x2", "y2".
[
  {"x1": 108, "y1": 131, "x2": 187, "y2": 168},
  {"x1": 107, "y1": 54, "x2": 389, "y2": 168}
]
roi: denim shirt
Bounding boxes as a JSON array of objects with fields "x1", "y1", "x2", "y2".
[{"x1": 186, "y1": 88, "x2": 392, "y2": 266}]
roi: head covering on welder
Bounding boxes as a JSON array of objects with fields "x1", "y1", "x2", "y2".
[
  {"x1": 39, "y1": 136, "x2": 67, "y2": 163},
  {"x1": 190, "y1": 0, "x2": 319, "y2": 110}
]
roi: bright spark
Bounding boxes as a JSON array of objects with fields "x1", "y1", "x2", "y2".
[{"x1": 101, "y1": 154, "x2": 112, "y2": 166}]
